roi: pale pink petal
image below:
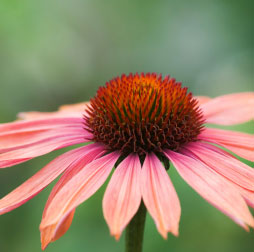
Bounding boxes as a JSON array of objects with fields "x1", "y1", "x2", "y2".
[
  {"x1": 103, "y1": 154, "x2": 142, "y2": 239},
  {"x1": 194, "y1": 96, "x2": 211, "y2": 106},
  {"x1": 0, "y1": 143, "x2": 104, "y2": 215},
  {"x1": 208, "y1": 165, "x2": 254, "y2": 209},
  {"x1": 191, "y1": 140, "x2": 238, "y2": 159},
  {"x1": 199, "y1": 128, "x2": 254, "y2": 161},
  {"x1": 41, "y1": 210, "x2": 75, "y2": 250},
  {"x1": 59, "y1": 101, "x2": 90, "y2": 112},
  {"x1": 0, "y1": 126, "x2": 89, "y2": 151},
  {"x1": 0, "y1": 117, "x2": 83, "y2": 134},
  {"x1": 18, "y1": 112, "x2": 84, "y2": 120},
  {"x1": 199, "y1": 128, "x2": 254, "y2": 147},
  {"x1": 183, "y1": 142, "x2": 254, "y2": 191},
  {"x1": 18, "y1": 102, "x2": 90, "y2": 120},
  {"x1": 40, "y1": 151, "x2": 120, "y2": 245},
  {"x1": 141, "y1": 153, "x2": 181, "y2": 238},
  {"x1": 165, "y1": 149, "x2": 254, "y2": 229},
  {"x1": 0, "y1": 136, "x2": 86, "y2": 168},
  {"x1": 236, "y1": 187, "x2": 254, "y2": 208},
  {"x1": 42, "y1": 143, "x2": 106, "y2": 215},
  {"x1": 40, "y1": 143, "x2": 105, "y2": 249},
  {"x1": 0, "y1": 130, "x2": 55, "y2": 149},
  {"x1": 219, "y1": 145, "x2": 254, "y2": 162},
  {"x1": 200, "y1": 92, "x2": 254, "y2": 125},
  {"x1": 182, "y1": 142, "x2": 254, "y2": 208},
  {"x1": 51, "y1": 210, "x2": 75, "y2": 242}
]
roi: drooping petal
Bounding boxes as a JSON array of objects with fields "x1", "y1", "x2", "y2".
[
  {"x1": 200, "y1": 92, "x2": 254, "y2": 125},
  {"x1": 0, "y1": 112, "x2": 92, "y2": 159},
  {"x1": 18, "y1": 102, "x2": 90, "y2": 120},
  {"x1": 206, "y1": 168, "x2": 254, "y2": 209},
  {"x1": 0, "y1": 117, "x2": 83, "y2": 134},
  {"x1": 40, "y1": 143, "x2": 105, "y2": 250},
  {"x1": 49, "y1": 210, "x2": 75, "y2": 242},
  {"x1": 18, "y1": 111, "x2": 83, "y2": 120},
  {"x1": 0, "y1": 135, "x2": 86, "y2": 168},
  {"x1": 182, "y1": 142, "x2": 254, "y2": 208},
  {"x1": 211, "y1": 171, "x2": 254, "y2": 209},
  {"x1": 141, "y1": 153, "x2": 181, "y2": 238},
  {"x1": 198, "y1": 128, "x2": 254, "y2": 161},
  {"x1": 0, "y1": 143, "x2": 104, "y2": 215},
  {"x1": 183, "y1": 142, "x2": 254, "y2": 191},
  {"x1": 40, "y1": 151, "x2": 120, "y2": 249},
  {"x1": 103, "y1": 154, "x2": 142, "y2": 239},
  {"x1": 236, "y1": 187, "x2": 254, "y2": 208},
  {"x1": 194, "y1": 96, "x2": 211, "y2": 106},
  {"x1": 0, "y1": 126, "x2": 89, "y2": 152},
  {"x1": 40, "y1": 210, "x2": 75, "y2": 250},
  {"x1": 165, "y1": 149, "x2": 254, "y2": 229},
  {"x1": 199, "y1": 128, "x2": 254, "y2": 147},
  {"x1": 59, "y1": 101, "x2": 90, "y2": 112}
]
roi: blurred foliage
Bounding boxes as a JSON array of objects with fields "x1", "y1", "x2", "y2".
[{"x1": 0, "y1": 0, "x2": 253, "y2": 252}]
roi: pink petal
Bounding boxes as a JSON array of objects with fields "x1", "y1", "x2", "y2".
[
  {"x1": 50, "y1": 210, "x2": 75, "y2": 242},
  {"x1": 18, "y1": 112, "x2": 84, "y2": 120},
  {"x1": 59, "y1": 101, "x2": 90, "y2": 112},
  {"x1": 0, "y1": 117, "x2": 83, "y2": 134},
  {"x1": 141, "y1": 153, "x2": 181, "y2": 238},
  {"x1": 0, "y1": 144, "x2": 104, "y2": 215},
  {"x1": 236, "y1": 187, "x2": 254, "y2": 208},
  {"x1": 199, "y1": 128, "x2": 254, "y2": 161},
  {"x1": 40, "y1": 151, "x2": 120, "y2": 245},
  {"x1": 183, "y1": 142, "x2": 254, "y2": 191},
  {"x1": 165, "y1": 149, "x2": 254, "y2": 229},
  {"x1": 41, "y1": 210, "x2": 75, "y2": 250},
  {"x1": 200, "y1": 128, "x2": 254, "y2": 147},
  {"x1": 216, "y1": 173, "x2": 254, "y2": 209},
  {"x1": 181, "y1": 142, "x2": 254, "y2": 208},
  {"x1": 0, "y1": 135, "x2": 86, "y2": 168},
  {"x1": 103, "y1": 154, "x2": 142, "y2": 239},
  {"x1": 194, "y1": 96, "x2": 211, "y2": 106},
  {"x1": 0, "y1": 126, "x2": 88, "y2": 152},
  {"x1": 200, "y1": 92, "x2": 254, "y2": 125},
  {"x1": 18, "y1": 102, "x2": 90, "y2": 120},
  {"x1": 40, "y1": 143, "x2": 105, "y2": 249}
]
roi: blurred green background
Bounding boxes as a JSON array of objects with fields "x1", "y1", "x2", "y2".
[{"x1": 0, "y1": 0, "x2": 253, "y2": 251}]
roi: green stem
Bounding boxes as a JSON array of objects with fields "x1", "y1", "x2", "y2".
[{"x1": 125, "y1": 201, "x2": 147, "y2": 252}]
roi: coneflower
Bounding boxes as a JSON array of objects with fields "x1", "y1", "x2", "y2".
[{"x1": 0, "y1": 73, "x2": 253, "y2": 252}]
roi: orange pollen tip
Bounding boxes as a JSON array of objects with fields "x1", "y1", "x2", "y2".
[{"x1": 84, "y1": 72, "x2": 204, "y2": 156}]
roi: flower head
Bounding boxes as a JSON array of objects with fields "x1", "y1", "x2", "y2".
[
  {"x1": 0, "y1": 73, "x2": 253, "y2": 250},
  {"x1": 85, "y1": 73, "x2": 204, "y2": 155}
]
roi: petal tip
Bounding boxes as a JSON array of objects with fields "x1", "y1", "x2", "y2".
[
  {"x1": 159, "y1": 228, "x2": 179, "y2": 239},
  {"x1": 249, "y1": 218, "x2": 254, "y2": 229},
  {"x1": 243, "y1": 225, "x2": 250, "y2": 232},
  {"x1": 159, "y1": 229, "x2": 168, "y2": 240},
  {"x1": 114, "y1": 233, "x2": 121, "y2": 241},
  {"x1": 172, "y1": 229, "x2": 179, "y2": 237},
  {"x1": 40, "y1": 234, "x2": 50, "y2": 251},
  {"x1": 41, "y1": 244, "x2": 48, "y2": 251},
  {"x1": 110, "y1": 230, "x2": 121, "y2": 241}
]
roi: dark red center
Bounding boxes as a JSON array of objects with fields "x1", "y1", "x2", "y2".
[{"x1": 84, "y1": 73, "x2": 204, "y2": 156}]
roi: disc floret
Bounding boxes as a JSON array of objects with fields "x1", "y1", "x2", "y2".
[{"x1": 85, "y1": 73, "x2": 204, "y2": 156}]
